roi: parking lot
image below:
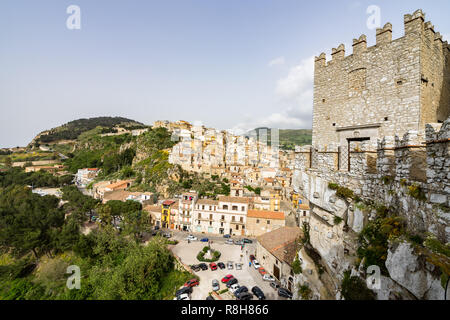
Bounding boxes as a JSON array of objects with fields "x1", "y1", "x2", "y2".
[{"x1": 170, "y1": 231, "x2": 286, "y2": 300}]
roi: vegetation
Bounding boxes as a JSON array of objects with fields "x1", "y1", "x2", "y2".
[
  {"x1": 333, "y1": 216, "x2": 343, "y2": 225},
  {"x1": 291, "y1": 254, "x2": 303, "y2": 274},
  {"x1": 328, "y1": 182, "x2": 354, "y2": 200},
  {"x1": 245, "y1": 128, "x2": 312, "y2": 150},
  {"x1": 357, "y1": 206, "x2": 405, "y2": 275},
  {"x1": 298, "y1": 284, "x2": 312, "y2": 300},
  {"x1": 244, "y1": 185, "x2": 261, "y2": 195},
  {"x1": 196, "y1": 247, "x2": 221, "y2": 262},
  {"x1": 301, "y1": 222, "x2": 310, "y2": 245},
  {"x1": 407, "y1": 183, "x2": 427, "y2": 201},
  {"x1": 35, "y1": 117, "x2": 145, "y2": 144},
  {"x1": 341, "y1": 271, "x2": 376, "y2": 300},
  {"x1": 0, "y1": 168, "x2": 73, "y2": 188}
]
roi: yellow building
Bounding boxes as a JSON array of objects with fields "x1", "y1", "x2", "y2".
[
  {"x1": 161, "y1": 200, "x2": 177, "y2": 229},
  {"x1": 292, "y1": 193, "x2": 299, "y2": 209},
  {"x1": 270, "y1": 190, "x2": 281, "y2": 212}
]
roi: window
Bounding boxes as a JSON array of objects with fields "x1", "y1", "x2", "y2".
[
  {"x1": 242, "y1": 225, "x2": 245, "y2": 229},
  {"x1": 241, "y1": 206, "x2": 245, "y2": 211},
  {"x1": 240, "y1": 217, "x2": 243, "y2": 222},
  {"x1": 303, "y1": 211, "x2": 306, "y2": 217},
  {"x1": 236, "y1": 225, "x2": 239, "y2": 230},
  {"x1": 221, "y1": 215, "x2": 225, "y2": 221},
  {"x1": 276, "y1": 260, "x2": 278, "y2": 265},
  {"x1": 267, "y1": 220, "x2": 270, "y2": 224},
  {"x1": 223, "y1": 205, "x2": 228, "y2": 210},
  {"x1": 202, "y1": 205, "x2": 205, "y2": 210},
  {"x1": 209, "y1": 221, "x2": 212, "y2": 226},
  {"x1": 232, "y1": 205, "x2": 238, "y2": 211},
  {"x1": 221, "y1": 222, "x2": 224, "y2": 227},
  {"x1": 256, "y1": 219, "x2": 260, "y2": 224}
]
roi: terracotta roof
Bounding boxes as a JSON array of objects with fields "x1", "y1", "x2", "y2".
[
  {"x1": 257, "y1": 227, "x2": 302, "y2": 265},
  {"x1": 247, "y1": 209, "x2": 284, "y2": 220},
  {"x1": 299, "y1": 203, "x2": 310, "y2": 210},
  {"x1": 218, "y1": 196, "x2": 250, "y2": 204},
  {"x1": 197, "y1": 199, "x2": 219, "y2": 205},
  {"x1": 106, "y1": 180, "x2": 132, "y2": 190},
  {"x1": 264, "y1": 178, "x2": 275, "y2": 183},
  {"x1": 162, "y1": 200, "x2": 176, "y2": 206}
]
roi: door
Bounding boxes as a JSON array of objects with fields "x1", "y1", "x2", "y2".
[{"x1": 273, "y1": 265, "x2": 280, "y2": 280}]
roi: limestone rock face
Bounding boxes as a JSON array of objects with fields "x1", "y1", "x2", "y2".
[
  {"x1": 385, "y1": 241, "x2": 445, "y2": 300},
  {"x1": 374, "y1": 275, "x2": 416, "y2": 300}
]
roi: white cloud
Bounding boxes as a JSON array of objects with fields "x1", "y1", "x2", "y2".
[
  {"x1": 230, "y1": 56, "x2": 314, "y2": 134},
  {"x1": 268, "y1": 56, "x2": 285, "y2": 67}
]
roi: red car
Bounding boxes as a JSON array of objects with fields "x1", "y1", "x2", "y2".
[
  {"x1": 209, "y1": 263, "x2": 218, "y2": 271},
  {"x1": 249, "y1": 255, "x2": 256, "y2": 261},
  {"x1": 184, "y1": 279, "x2": 199, "y2": 287},
  {"x1": 221, "y1": 274, "x2": 234, "y2": 283},
  {"x1": 258, "y1": 267, "x2": 267, "y2": 275}
]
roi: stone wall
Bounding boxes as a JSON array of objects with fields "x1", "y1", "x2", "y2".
[
  {"x1": 312, "y1": 9, "x2": 450, "y2": 147},
  {"x1": 292, "y1": 118, "x2": 450, "y2": 299}
]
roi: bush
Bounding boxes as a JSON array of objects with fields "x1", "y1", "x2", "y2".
[
  {"x1": 218, "y1": 288, "x2": 228, "y2": 294},
  {"x1": 341, "y1": 271, "x2": 376, "y2": 300},
  {"x1": 197, "y1": 248, "x2": 221, "y2": 262},
  {"x1": 298, "y1": 284, "x2": 312, "y2": 300}
]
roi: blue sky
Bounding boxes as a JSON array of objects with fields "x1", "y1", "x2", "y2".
[{"x1": 1, "y1": 0, "x2": 449, "y2": 147}]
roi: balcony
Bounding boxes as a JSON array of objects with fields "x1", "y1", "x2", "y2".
[{"x1": 230, "y1": 220, "x2": 245, "y2": 225}]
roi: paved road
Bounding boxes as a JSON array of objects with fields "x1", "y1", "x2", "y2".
[{"x1": 169, "y1": 230, "x2": 284, "y2": 300}]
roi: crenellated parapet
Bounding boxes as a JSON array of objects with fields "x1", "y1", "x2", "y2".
[
  {"x1": 352, "y1": 35, "x2": 367, "y2": 55},
  {"x1": 376, "y1": 23, "x2": 392, "y2": 45}
]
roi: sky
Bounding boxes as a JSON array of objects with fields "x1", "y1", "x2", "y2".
[{"x1": 1, "y1": 0, "x2": 449, "y2": 147}]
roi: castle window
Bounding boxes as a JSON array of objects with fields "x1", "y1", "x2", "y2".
[
  {"x1": 322, "y1": 98, "x2": 326, "y2": 103},
  {"x1": 332, "y1": 123, "x2": 336, "y2": 127},
  {"x1": 384, "y1": 117, "x2": 389, "y2": 121}
]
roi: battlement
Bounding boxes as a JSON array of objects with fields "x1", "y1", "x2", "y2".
[{"x1": 314, "y1": 9, "x2": 447, "y2": 67}]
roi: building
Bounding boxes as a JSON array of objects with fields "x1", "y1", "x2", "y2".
[
  {"x1": 246, "y1": 209, "x2": 285, "y2": 237},
  {"x1": 256, "y1": 226, "x2": 302, "y2": 291},
  {"x1": 192, "y1": 199, "x2": 219, "y2": 234},
  {"x1": 161, "y1": 199, "x2": 178, "y2": 229},
  {"x1": 312, "y1": 9, "x2": 450, "y2": 148},
  {"x1": 177, "y1": 192, "x2": 198, "y2": 231},
  {"x1": 217, "y1": 196, "x2": 250, "y2": 236},
  {"x1": 75, "y1": 168, "x2": 100, "y2": 187},
  {"x1": 102, "y1": 190, "x2": 154, "y2": 205},
  {"x1": 143, "y1": 204, "x2": 162, "y2": 227}
]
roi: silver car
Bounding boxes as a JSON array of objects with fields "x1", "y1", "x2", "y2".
[
  {"x1": 227, "y1": 261, "x2": 234, "y2": 270},
  {"x1": 212, "y1": 279, "x2": 220, "y2": 291}
]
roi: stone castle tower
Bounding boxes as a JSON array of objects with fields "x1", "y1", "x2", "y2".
[{"x1": 312, "y1": 9, "x2": 450, "y2": 147}]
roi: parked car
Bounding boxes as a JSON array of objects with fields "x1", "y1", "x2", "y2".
[
  {"x1": 209, "y1": 263, "x2": 218, "y2": 271},
  {"x1": 278, "y1": 288, "x2": 293, "y2": 299},
  {"x1": 249, "y1": 254, "x2": 256, "y2": 261},
  {"x1": 190, "y1": 264, "x2": 201, "y2": 272},
  {"x1": 225, "y1": 239, "x2": 234, "y2": 245},
  {"x1": 212, "y1": 279, "x2": 220, "y2": 291},
  {"x1": 227, "y1": 261, "x2": 234, "y2": 270},
  {"x1": 184, "y1": 279, "x2": 199, "y2": 287},
  {"x1": 221, "y1": 274, "x2": 234, "y2": 283},
  {"x1": 223, "y1": 234, "x2": 231, "y2": 238},
  {"x1": 200, "y1": 237, "x2": 209, "y2": 242},
  {"x1": 251, "y1": 286, "x2": 265, "y2": 300},
  {"x1": 174, "y1": 293, "x2": 190, "y2": 300},
  {"x1": 234, "y1": 286, "x2": 248, "y2": 297},
  {"x1": 270, "y1": 282, "x2": 280, "y2": 290},
  {"x1": 243, "y1": 238, "x2": 253, "y2": 244},
  {"x1": 234, "y1": 239, "x2": 244, "y2": 245},
  {"x1": 186, "y1": 235, "x2": 197, "y2": 241},
  {"x1": 252, "y1": 259, "x2": 261, "y2": 269},
  {"x1": 176, "y1": 286, "x2": 192, "y2": 296},
  {"x1": 217, "y1": 262, "x2": 226, "y2": 269},
  {"x1": 237, "y1": 292, "x2": 253, "y2": 300},
  {"x1": 235, "y1": 263, "x2": 243, "y2": 270},
  {"x1": 229, "y1": 283, "x2": 240, "y2": 294},
  {"x1": 163, "y1": 232, "x2": 172, "y2": 238},
  {"x1": 206, "y1": 295, "x2": 215, "y2": 300},
  {"x1": 199, "y1": 263, "x2": 208, "y2": 271},
  {"x1": 262, "y1": 274, "x2": 275, "y2": 282},
  {"x1": 226, "y1": 278, "x2": 238, "y2": 288},
  {"x1": 258, "y1": 267, "x2": 267, "y2": 275}
]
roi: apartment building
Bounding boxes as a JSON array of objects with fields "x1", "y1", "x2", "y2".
[
  {"x1": 246, "y1": 209, "x2": 285, "y2": 237},
  {"x1": 177, "y1": 192, "x2": 198, "y2": 231}
]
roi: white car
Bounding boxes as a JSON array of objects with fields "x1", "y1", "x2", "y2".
[
  {"x1": 253, "y1": 259, "x2": 261, "y2": 269},
  {"x1": 186, "y1": 235, "x2": 197, "y2": 241},
  {"x1": 229, "y1": 283, "x2": 240, "y2": 294},
  {"x1": 225, "y1": 239, "x2": 234, "y2": 245},
  {"x1": 262, "y1": 274, "x2": 275, "y2": 282},
  {"x1": 174, "y1": 293, "x2": 190, "y2": 300}
]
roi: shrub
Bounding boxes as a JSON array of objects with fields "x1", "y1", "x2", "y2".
[
  {"x1": 298, "y1": 284, "x2": 312, "y2": 300},
  {"x1": 291, "y1": 256, "x2": 302, "y2": 275},
  {"x1": 407, "y1": 183, "x2": 427, "y2": 201},
  {"x1": 341, "y1": 271, "x2": 376, "y2": 300},
  {"x1": 218, "y1": 288, "x2": 228, "y2": 294},
  {"x1": 334, "y1": 216, "x2": 343, "y2": 225}
]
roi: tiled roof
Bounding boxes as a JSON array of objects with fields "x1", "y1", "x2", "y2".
[
  {"x1": 162, "y1": 200, "x2": 176, "y2": 206},
  {"x1": 197, "y1": 199, "x2": 219, "y2": 205},
  {"x1": 218, "y1": 196, "x2": 250, "y2": 204},
  {"x1": 247, "y1": 209, "x2": 284, "y2": 220},
  {"x1": 257, "y1": 227, "x2": 302, "y2": 265}
]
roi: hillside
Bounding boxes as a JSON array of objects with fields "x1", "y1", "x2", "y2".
[
  {"x1": 30, "y1": 117, "x2": 147, "y2": 146},
  {"x1": 245, "y1": 128, "x2": 312, "y2": 150}
]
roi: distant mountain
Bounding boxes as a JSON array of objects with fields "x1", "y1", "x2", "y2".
[
  {"x1": 245, "y1": 128, "x2": 312, "y2": 150},
  {"x1": 30, "y1": 117, "x2": 146, "y2": 146}
]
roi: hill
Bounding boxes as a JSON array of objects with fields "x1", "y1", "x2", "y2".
[
  {"x1": 30, "y1": 117, "x2": 147, "y2": 146},
  {"x1": 245, "y1": 128, "x2": 312, "y2": 150}
]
